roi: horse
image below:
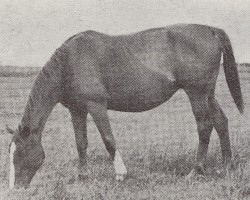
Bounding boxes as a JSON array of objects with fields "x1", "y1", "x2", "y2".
[{"x1": 7, "y1": 24, "x2": 244, "y2": 189}]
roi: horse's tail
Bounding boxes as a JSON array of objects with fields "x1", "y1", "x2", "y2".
[{"x1": 215, "y1": 28, "x2": 244, "y2": 113}]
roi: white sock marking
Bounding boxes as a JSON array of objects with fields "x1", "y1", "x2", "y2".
[
  {"x1": 113, "y1": 150, "x2": 127, "y2": 180},
  {"x1": 9, "y1": 142, "x2": 16, "y2": 189}
]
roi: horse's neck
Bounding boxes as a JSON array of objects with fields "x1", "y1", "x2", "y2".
[{"x1": 20, "y1": 51, "x2": 63, "y2": 134}]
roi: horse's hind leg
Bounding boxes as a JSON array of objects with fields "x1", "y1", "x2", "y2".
[
  {"x1": 185, "y1": 89, "x2": 213, "y2": 175},
  {"x1": 87, "y1": 101, "x2": 127, "y2": 180},
  {"x1": 70, "y1": 108, "x2": 88, "y2": 180},
  {"x1": 209, "y1": 98, "x2": 232, "y2": 164}
]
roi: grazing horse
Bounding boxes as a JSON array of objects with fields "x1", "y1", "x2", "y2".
[{"x1": 7, "y1": 24, "x2": 243, "y2": 189}]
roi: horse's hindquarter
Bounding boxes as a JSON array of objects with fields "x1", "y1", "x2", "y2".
[{"x1": 169, "y1": 25, "x2": 222, "y2": 87}]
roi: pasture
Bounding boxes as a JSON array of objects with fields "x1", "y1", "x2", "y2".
[{"x1": 0, "y1": 64, "x2": 250, "y2": 199}]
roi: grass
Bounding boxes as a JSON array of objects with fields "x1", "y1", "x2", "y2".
[
  {"x1": 0, "y1": 65, "x2": 40, "y2": 77},
  {"x1": 0, "y1": 64, "x2": 250, "y2": 199}
]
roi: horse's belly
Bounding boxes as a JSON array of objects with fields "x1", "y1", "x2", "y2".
[
  {"x1": 107, "y1": 94, "x2": 162, "y2": 112},
  {"x1": 107, "y1": 82, "x2": 176, "y2": 112}
]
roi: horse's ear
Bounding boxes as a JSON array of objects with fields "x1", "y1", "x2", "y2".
[{"x1": 6, "y1": 125, "x2": 15, "y2": 134}]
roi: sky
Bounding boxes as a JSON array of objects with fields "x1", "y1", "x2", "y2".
[{"x1": 0, "y1": 0, "x2": 250, "y2": 66}]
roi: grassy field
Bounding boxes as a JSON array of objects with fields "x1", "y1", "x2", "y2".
[
  {"x1": 0, "y1": 64, "x2": 250, "y2": 199},
  {"x1": 0, "y1": 66, "x2": 40, "y2": 77}
]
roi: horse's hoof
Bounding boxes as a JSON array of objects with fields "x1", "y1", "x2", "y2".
[
  {"x1": 185, "y1": 168, "x2": 206, "y2": 182},
  {"x1": 185, "y1": 169, "x2": 196, "y2": 182},
  {"x1": 115, "y1": 174, "x2": 125, "y2": 181}
]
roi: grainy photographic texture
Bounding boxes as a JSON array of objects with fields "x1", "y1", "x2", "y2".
[{"x1": 1, "y1": 1, "x2": 250, "y2": 199}]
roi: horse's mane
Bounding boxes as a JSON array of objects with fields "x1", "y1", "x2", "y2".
[{"x1": 20, "y1": 45, "x2": 68, "y2": 130}]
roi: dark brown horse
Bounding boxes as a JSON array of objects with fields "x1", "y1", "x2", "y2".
[{"x1": 7, "y1": 24, "x2": 243, "y2": 188}]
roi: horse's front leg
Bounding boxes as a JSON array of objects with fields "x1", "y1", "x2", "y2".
[
  {"x1": 87, "y1": 101, "x2": 127, "y2": 181},
  {"x1": 70, "y1": 108, "x2": 89, "y2": 180}
]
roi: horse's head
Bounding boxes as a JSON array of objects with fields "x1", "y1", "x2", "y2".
[{"x1": 7, "y1": 125, "x2": 45, "y2": 189}]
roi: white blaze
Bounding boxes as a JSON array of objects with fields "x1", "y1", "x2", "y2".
[
  {"x1": 113, "y1": 150, "x2": 127, "y2": 180},
  {"x1": 9, "y1": 142, "x2": 16, "y2": 189}
]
